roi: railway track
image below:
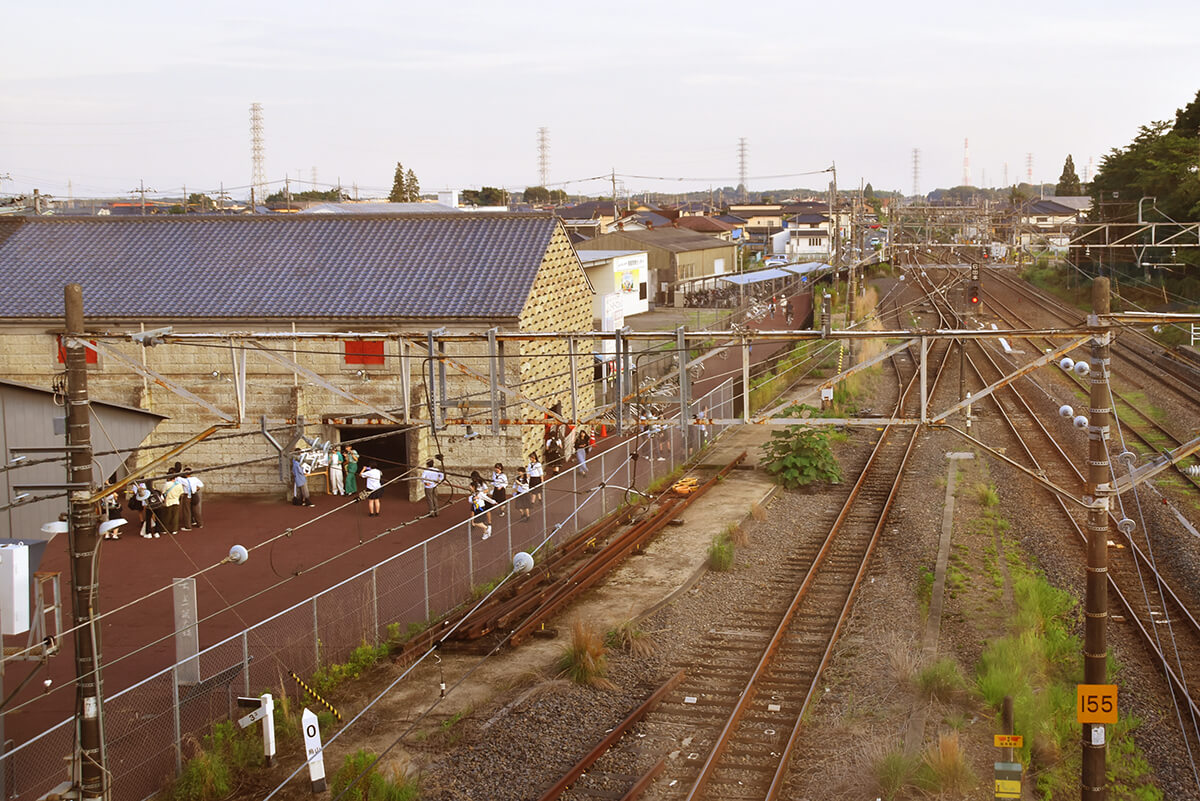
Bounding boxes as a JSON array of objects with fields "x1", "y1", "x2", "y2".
[
  {"x1": 911, "y1": 266, "x2": 1200, "y2": 790},
  {"x1": 980, "y1": 272, "x2": 1200, "y2": 496},
  {"x1": 547, "y1": 291, "x2": 952, "y2": 801}
]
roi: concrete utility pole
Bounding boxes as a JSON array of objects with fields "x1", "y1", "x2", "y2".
[
  {"x1": 64, "y1": 284, "x2": 106, "y2": 801},
  {"x1": 1082, "y1": 276, "x2": 1112, "y2": 800}
]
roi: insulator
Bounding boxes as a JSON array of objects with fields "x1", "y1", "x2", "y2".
[
  {"x1": 1186, "y1": 464, "x2": 1200, "y2": 478},
  {"x1": 1074, "y1": 361, "x2": 1091, "y2": 377},
  {"x1": 1073, "y1": 415, "x2": 1089, "y2": 429},
  {"x1": 1059, "y1": 405, "x2": 1074, "y2": 419},
  {"x1": 1117, "y1": 519, "x2": 1136, "y2": 535},
  {"x1": 1059, "y1": 357, "x2": 1075, "y2": 371}
]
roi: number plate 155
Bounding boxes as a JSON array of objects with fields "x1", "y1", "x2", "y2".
[{"x1": 1077, "y1": 684, "x2": 1118, "y2": 724}]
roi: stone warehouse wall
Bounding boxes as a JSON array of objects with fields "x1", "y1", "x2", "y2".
[
  {"x1": 0, "y1": 321, "x2": 574, "y2": 498},
  {"x1": 518, "y1": 226, "x2": 597, "y2": 456}
]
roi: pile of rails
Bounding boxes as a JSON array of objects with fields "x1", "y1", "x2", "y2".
[{"x1": 392, "y1": 452, "x2": 746, "y2": 662}]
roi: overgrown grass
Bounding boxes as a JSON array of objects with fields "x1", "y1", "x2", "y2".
[
  {"x1": 646, "y1": 465, "x2": 686, "y2": 495},
  {"x1": 311, "y1": 641, "x2": 389, "y2": 697},
  {"x1": 915, "y1": 657, "x2": 967, "y2": 703},
  {"x1": 329, "y1": 749, "x2": 420, "y2": 801},
  {"x1": 976, "y1": 564, "x2": 1161, "y2": 798},
  {"x1": 707, "y1": 533, "x2": 735, "y2": 571},
  {"x1": 871, "y1": 746, "x2": 917, "y2": 800},
  {"x1": 605, "y1": 619, "x2": 655, "y2": 657},
  {"x1": 976, "y1": 482, "x2": 999, "y2": 507},
  {"x1": 558, "y1": 620, "x2": 614, "y2": 689},
  {"x1": 166, "y1": 721, "x2": 263, "y2": 801},
  {"x1": 913, "y1": 731, "x2": 975, "y2": 794}
]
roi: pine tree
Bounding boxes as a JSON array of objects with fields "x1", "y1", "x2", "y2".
[
  {"x1": 388, "y1": 162, "x2": 406, "y2": 202},
  {"x1": 404, "y1": 169, "x2": 420, "y2": 202},
  {"x1": 1056, "y1": 155, "x2": 1082, "y2": 196}
]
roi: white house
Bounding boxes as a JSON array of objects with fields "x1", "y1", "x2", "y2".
[
  {"x1": 778, "y1": 213, "x2": 832, "y2": 261},
  {"x1": 576, "y1": 250, "x2": 650, "y2": 348}
]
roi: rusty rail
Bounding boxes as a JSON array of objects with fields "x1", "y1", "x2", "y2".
[
  {"x1": 510, "y1": 452, "x2": 747, "y2": 647},
  {"x1": 536, "y1": 670, "x2": 686, "y2": 801}
]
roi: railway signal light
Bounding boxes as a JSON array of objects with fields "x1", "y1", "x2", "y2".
[{"x1": 967, "y1": 281, "x2": 981, "y2": 308}]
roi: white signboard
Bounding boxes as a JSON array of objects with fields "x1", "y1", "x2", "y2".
[{"x1": 302, "y1": 708, "x2": 327, "y2": 793}]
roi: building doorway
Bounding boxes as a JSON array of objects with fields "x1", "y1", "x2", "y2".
[{"x1": 335, "y1": 425, "x2": 411, "y2": 497}]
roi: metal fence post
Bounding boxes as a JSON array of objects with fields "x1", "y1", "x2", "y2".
[
  {"x1": 600, "y1": 451, "x2": 607, "y2": 517},
  {"x1": 242, "y1": 631, "x2": 250, "y2": 696},
  {"x1": 171, "y1": 664, "x2": 182, "y2": 776},
  {"x1": 370, "y1": 567, "x2": 379, "y2": 643},
  {"x1": 422, "y1": 543, "x2": 430, "y2": 622},
  {"x1": 467, "y1": 522, "x2": 475, "y2": 587},
  {"x1": 312, "y1": 597, "x2": 320, "y2": 668}
]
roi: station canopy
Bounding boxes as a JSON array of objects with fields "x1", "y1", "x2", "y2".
[{"x1": 716, "y1": 263, "x2": 832, "y2": 285}]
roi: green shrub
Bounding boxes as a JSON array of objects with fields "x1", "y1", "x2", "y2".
[
  {"x1": 168, "y1": 721, "x2": 261, "y2": 801},
  {"x1": 872, "y1": 747, "x2": 916, "y2": 800},
  {"x1": 311, "y1": 641, "x2": 389, "y2": 697},
  {"x1": 708, "y1": 533, "x2": 735, "y2": 571},
  {"x1": 760, "y1": 425, "x2": 842, "y2": 489},
  {"x1": 916, "y1": 657, "x2": 966, "y2": 702},
  {"x1": 330, "y1": 749, "x2": 420, "y2": 801}
]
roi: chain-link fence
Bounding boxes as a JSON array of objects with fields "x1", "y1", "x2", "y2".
[{"x1": 1, "y1": 380, "x2": 733, "y2": 801}]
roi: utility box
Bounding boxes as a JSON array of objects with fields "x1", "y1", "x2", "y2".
[{"x1": 0, "y1": 543, "x2": 31, "y2": 635}]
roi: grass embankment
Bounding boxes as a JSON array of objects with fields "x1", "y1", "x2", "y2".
[{"x1": 868, "y1": 469, "x2": 1160, "y2": 800}]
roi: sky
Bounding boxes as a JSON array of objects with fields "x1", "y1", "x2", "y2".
[{"x1": 3, "y1": 0, "x2": 1198, "y2": 203}]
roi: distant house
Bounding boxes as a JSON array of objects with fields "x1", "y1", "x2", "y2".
[
  {"x1": 778, "y1": 213, "x2": 832, "y2": 260},
  {"x1": 575, "y1": 250, "x2": 650, "y2": 337},
  {"x1": 673, "y1": 215, "x2": 740, "y2": 241},
  {"x1": 727, "y1": 204, "x2": 784, "y2": 236},
  {"x1": 1020, "y1": 197, "x2": 1091, "y2": 252},
  {"x1": 576, "y1": 229, "x2": 736, "y2": 307}
]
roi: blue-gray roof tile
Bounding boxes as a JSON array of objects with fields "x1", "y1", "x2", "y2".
[{"x1": 0, "y1": 214, "x2": 561, "y2": 320}]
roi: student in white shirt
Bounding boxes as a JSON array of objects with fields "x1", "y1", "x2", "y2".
[
  {"x1": 514, "y1": 469, "x2": 532, "y2": 521},
  {"x1": 470, "y1": 486, "x2": 497, "y2": 539},
  {"x1": 183, "y1": 467, "x2": 204, "y2": 528},
  {"x1": 491, "y1": 463, "x2": 509, "y2": 516},
  {"x1": 420, "y1": 459, "x2": 444, "y2": 517},
  {"x1": 527, "y1": 452, "x2": 544, "y2": 503},
  {"x1": 360, "y1": 463, "x2": 383, "y2": 517}
]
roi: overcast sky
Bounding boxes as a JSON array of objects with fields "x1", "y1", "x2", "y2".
[{"x1": 3, "y1": 0, "x2": 1198, "y2": 202}]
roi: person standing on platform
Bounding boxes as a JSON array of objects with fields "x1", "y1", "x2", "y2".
[
  {"x1": 420, "y1": 459, "x2": 444, "y2": 517},
  {"x1": 514, "y1": 469, "x2": 532, "y2": 522},
  {"x1": 527, "y1": 452, "x2": 543, "y2": 503},
  {"x1": 328, "y1": 447, "x2": 344, "y2": 496},
  {"x1": 573, "y1": 427, "x2": 591, "y2": 476},
  {"x1": 183, "y1": 467, "x2": 204, "y2": 528},
  {"x1": 177, "y1": 468, "x2": 193, "y2": 530},
  {"x1": 292, "y1": 454, "x2": 314, "y2": 507},
  {"x1": 360, "y1": 462, "x2": 383, "y2": 517},
  {"x1": 344, "y1": 446, "x2": 359, "y2": 495},
  {"x1": 163, "y1": 473, "x2": 187, "y2": 534}
]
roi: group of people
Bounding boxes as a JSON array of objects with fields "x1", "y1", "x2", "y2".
[
  {"x1": 124, "y1": 464, "x2": 204, "y2": 539},
  {"x1": 292, "y1": 444, "x2": 384, "y2": 515},
  {"x1": 463, "y1": 453, "x2": 549, "y2": 540}
]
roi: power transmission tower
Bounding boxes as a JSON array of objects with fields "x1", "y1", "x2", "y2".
[
  {"x1": 311, "y1": 166, "x2": 318, "y2": 190},
  {"x1": 911, "y1": 148, "x2": 921, "y2": 198},
  {"x1": 737, "y1": 138, "x2": 748, "y2": 201},
  {"x1": 1003, "y1": 162, "x2": 1009, "y2": 187},
  {"x1": 250, "y1": 103, "x2": 267, "y2": 207},
  {"x1": 537, "y1": 127, "x2": 550, "y2": 187},
  {"x1": 962, "y1": 138, "x2": 970, "y2": 187}
]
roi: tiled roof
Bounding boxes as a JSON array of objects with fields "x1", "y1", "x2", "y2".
[
  {"x1": 674, "y1": 216, "x2": 735, "y2": 233},
  {"x1": 0, "y1": 214, "x2": 560, "y2": 320},
  {"x1": 577, "y1": 228, "x2": 731, "y2": 254}
]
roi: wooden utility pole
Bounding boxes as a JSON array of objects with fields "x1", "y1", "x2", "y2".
[
  {"x1": 64, "y1": 284, "x2": 106, "y2": 801},
  {"x1": 1082, "y1": 276, "x2": 1111, "y2": 800}
]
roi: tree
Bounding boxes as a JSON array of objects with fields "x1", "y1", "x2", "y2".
[
  {"x1": 1056, "y1": 155, "x2": 1082, "y2": 196},
  {"x1": 404, "y1": 169, "x2": 420, "y2": 201},
  {"x1": 388, "y1": 162, "x2": 407, "y2": 202},
  {"x1": 760, "y1": 423, "x2": 841, "y2": 489},
  {"x1": 524, "y1": 186, "x2": 550, "y2": 204},
  {"x1": 462, "y1": 187, "x2": 508, "y2": 207}
]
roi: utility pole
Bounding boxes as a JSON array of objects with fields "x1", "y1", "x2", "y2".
[
  {"x1": 611, "y1": 169, "x2": 618, "y2": 221},
  {"x1": 285, "y1": 176, "x2": 291, "y2": 212},
  {"x1": 64, "y1": 284, "x2": 106, "y2": 801},
  {"x1": 1082, "y1": 277, "x2": 1112, "y2": 800}
]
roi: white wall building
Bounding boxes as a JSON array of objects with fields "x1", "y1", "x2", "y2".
[{"x1": 577, "y1": 250, "x2": 649, "y2": 354}]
